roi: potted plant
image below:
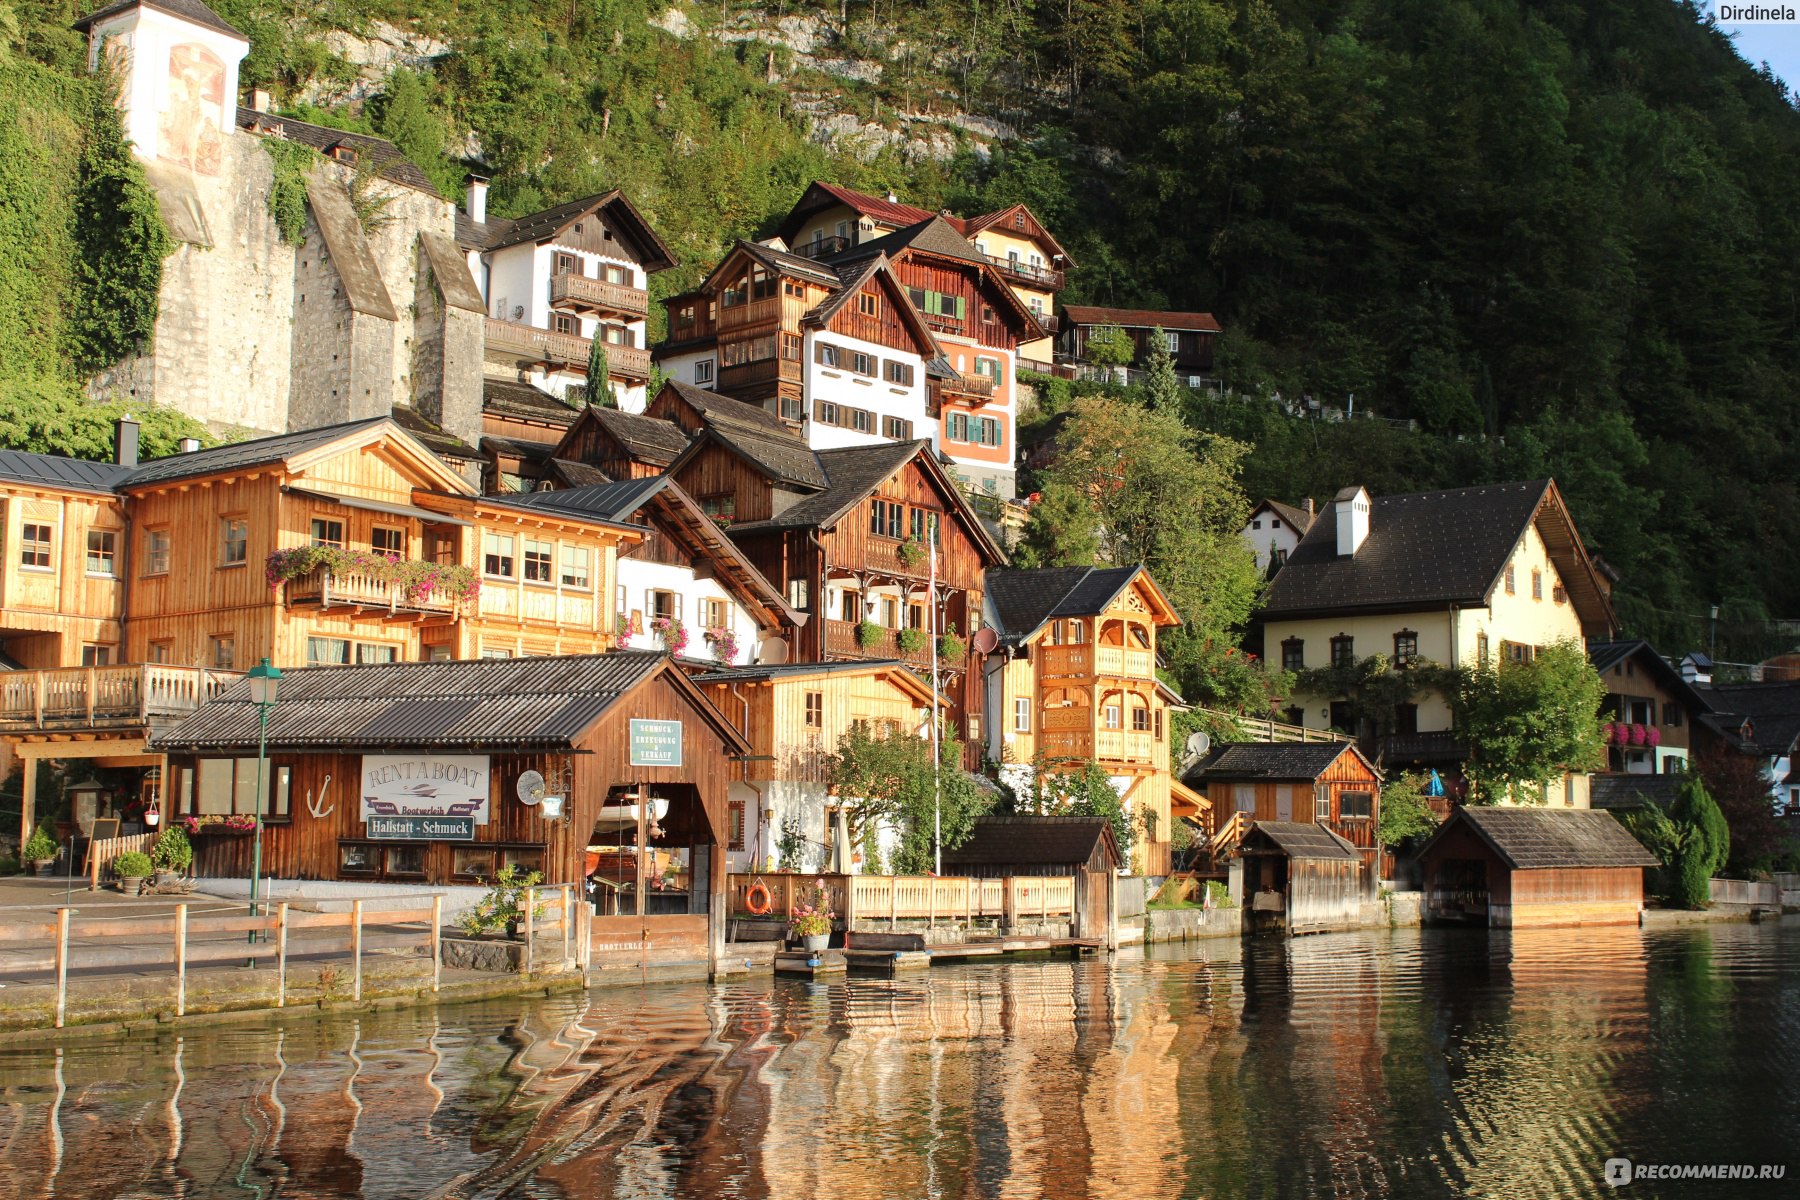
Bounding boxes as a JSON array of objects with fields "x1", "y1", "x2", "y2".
[
  {"x1": 22, "y1": 826, "x2": 58, "y2": 876},
  {"x1": 649, "y1": 615, "x2": 689, "y2": 656},
  {"x1": 895, "y1": 538, "x2": 927, "y2": 569},
  {"x1": 788, "y1": 878, "x2": 835, "y2": 954},
  {"x1": 454, "y1": 864, "x2": 549, "y2": 940},
  {"x1": 112, "y1": 850, "x2": 153, "y2": 896},
  {"x1": 937, "y1": 622, "x2": 967, "y2": 662},
  {"x1": 897, "y1": 626, "x2": 927, "y2": 655},
  {"x1": 856, "y1": 619, "x2": 884, "y2": 650},
  {"x1": 151, "y1": 825, "x2": 193, "y2": 887},
  {"x1": 704, "y1": 625, "x2": 739, "y2": 664}
]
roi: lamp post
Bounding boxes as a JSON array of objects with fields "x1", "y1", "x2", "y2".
[{"x1": 246, "y1": 658, "x2": 282, "y2": 958}]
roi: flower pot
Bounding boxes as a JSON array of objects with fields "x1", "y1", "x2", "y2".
[
  {"x1": 153, "y1": 869, "x2": 180, "y2": 889},
  {"x1": 33, "y1": 860, "x2": 55, "y2": 877},
  {"x1": 803, "y1": 933, "x2": 829, "y2": 954},
  {"x1": 118, "y1": 876, "x2": 146, "y2": 896}
]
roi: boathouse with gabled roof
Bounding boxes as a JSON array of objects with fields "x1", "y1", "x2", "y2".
[
  {"x1": 1414, "y1": 806, "x2": 1659, "y2": 927},
  {"x1": 1235, "y1": 820, "x2": 1374, "y2": 936}
]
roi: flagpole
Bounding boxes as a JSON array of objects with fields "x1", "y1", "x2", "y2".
[{"x1": 929, "y1": 513, "x2": 941, "y2": 876}]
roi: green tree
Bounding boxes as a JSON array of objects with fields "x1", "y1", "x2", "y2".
[
  {"x1": 1375, "y1": 771, "x2": 1441, "y2": 850},
  {"x1": 0, "y1": 393, "x2": 212, "y2": 460},
  {"x1": 1138, "y1": 330, "x2": 1183, "y2": 412},
  {"x1": 825, "y1": 724, "x2": 992, "y2": 874},
  {"x1": 1083, "y1": 323, "x2": 1135, "y2": 368},
  {"x1": 369, "y1": 69, "x2": 460, "y2": 198},
  {"x1": 586, "y1": 338, "x2": 614, "y2": 408},
  {"x1": 1449, "y1": 640, "x2": 1607, "y2": 804},
  {"x1": 1010, "y1": 756, "x2": 1134, "y2": 870},
  {"x1": 1668, "y1": 774, "x2": 1730, "y2": 910},
  {"x1": 1012, "y1": 482, "x2": 1098, "y2": 568}
]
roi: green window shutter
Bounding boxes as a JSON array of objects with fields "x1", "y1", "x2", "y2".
[{"x1": 954, "y1": 296, "x2": 967, "y2": 320}]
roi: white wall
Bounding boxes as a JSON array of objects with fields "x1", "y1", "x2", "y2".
[
  {"x1": 485, "y1": 244, "x2": 537, "y2": 323},
  {"x1": 90, "y1": 7, "x2": 248, "y2": 173},
  {"x1": 802, "y1": 329, "x2": 930, "y2": 450},
  {"x1": 656, "y1": 348, "x2": 716, "y2": 390},
  {"x1": 1242, "y1": 509, "x2": 1306, "y2": 573},
  {"x1": 615, "y1": 558, "x2": 761, "y2": 668}
]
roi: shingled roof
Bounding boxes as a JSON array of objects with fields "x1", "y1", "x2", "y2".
[
  {"x1": 483, "y1": 379, "x2": 581, "y2": 426},
  {"x1": 1421, "y1": 807, "x2": 1660, "y2": 870},
  {"x1": 389, "y1": 405, "x2": 480, "y2": 460},
  {"x1": 826, "y1": 215, "x2": 989, "y2": 269},
  {"x1": 457, "y1": 191, "x2": 677, "y2": 271},
  {"x1": 1241, "y1": 820, "x2": 1363, "y2": 861},
  {"x1": 1183, "y1": 742, "x2": 1373, "y2": 784},
  {"x1": 942, "y1": 815, "x2": 1121, "y2": 870},
  {"x1": 235, "y1": 110, "x2": 440, "y2": 198},
  {"x1": 661, "y1": 380, "x2": 830, "y2": 489},
  {"x1": 1062, "y1": 305, "x2": 1221, "y2": 333},
  {"x1": 153, "y1": 651, "x2": 745, "y2": 753},
  {"x1": 986, "y1": 565, "x2": 1169, "y2": 643},
  {"x1": 582, "y1": 407, "x2": 691, "y2": 464},
  {"x1": 1589, "y1": 775, "x2": 1686, "y2": 812},
  {"x1": 76, "y1": 0, "x2": 243, "y2": 37},
  {"x1": 123, "y1": 416, "x2": 394, "y2": 488}
]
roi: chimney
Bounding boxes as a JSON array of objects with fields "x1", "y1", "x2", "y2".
[
  {"x1": 466, "y1": 175, "x2": 489, "y2": 226},
  {"x1": 114, "y1": 415, "x2": 139, "y2": 467},
  {"x1": 250, "y1": 88, "x2": 272, "y2": 114},
  {"x1": 1334, "y1": 486, "x2": 1370, "y2": 557},
  {"x1": 1303, "y1": 497, "x2": 1315, "y2": 518},
  {"x1": 886, "y1": 191, "x2": 898, "y2": 203},
  {"x1": 178, "y1": 437, "x2": 201, "y2": 454}
]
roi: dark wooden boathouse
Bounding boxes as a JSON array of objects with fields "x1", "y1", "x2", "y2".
[
  {"x1": 941, "y1": 815, "x2": 1121, "y2": 942},
  {"x1": 1236, "y1": 821, "x2": 1373, "y2": 935},
  {"x1": 1416, "y1": 807, "x2": 1659, "y2": 928}
]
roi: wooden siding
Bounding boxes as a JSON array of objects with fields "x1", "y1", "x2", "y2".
[
  {"x1": 886, "y1": 259, "x2": 1021, "y2": 350},
  {"x1": 1420, "y1": 821, "x2": 1646, "y2": 928},
  {"x1": 823, "y1": 273, "x2": 936, "y2": 356},
  {"x1": 700, "y1": 668, "x2": 929, "y2": 784},
  {"x1": 670, "y1": 441, "x2": 782, "y2": 524},
  {"x1": 0, "y1": 487, "x2": 128, "y2": 665}
]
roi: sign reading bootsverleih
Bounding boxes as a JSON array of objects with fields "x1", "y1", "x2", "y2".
[
  {"x1": 360, "y1": 754, "x2": 490, "y2": 826},
  {"x1": 629, "y1": 719, "x2": 683, "y2": 767},
  {"x1": 367, "y1": 815, "x2": 476, "y2": 841}
]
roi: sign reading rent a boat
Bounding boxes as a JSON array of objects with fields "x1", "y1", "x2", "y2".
[{"x1": 361, "y1": 754, "x2": 490, "y2": 826}]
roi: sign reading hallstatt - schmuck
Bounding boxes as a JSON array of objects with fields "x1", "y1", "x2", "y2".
[
  {"x1": 366, "y1": 815, "x2": 476, "y2": 841},
  {"x1": 361, "y1": 754, "x2": 490, "y2": 826},
  {"x1": 628, "y1": 719, "x2": 683, "y2": 767}
]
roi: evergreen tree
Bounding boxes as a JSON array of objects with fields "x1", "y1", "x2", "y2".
[
  {"x1": 586, "y1": 338, "x2": 614, "y2": 408},
  {"x1": 1668, "y1": 774, "x2": 1730, "y2": 910},
  {"x1": 1139, "y1": 330, "x2": 1182, "y2": 412}
]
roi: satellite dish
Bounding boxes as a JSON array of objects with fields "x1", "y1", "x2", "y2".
[
  {"x1": 756, "y1": 637, "x2": 789, "y2": 665},
  {"x1": 1186, "y1": 731, "x2": 1211, "y2": 758},
  {"x1": 970, "y1": 627, "x2": 999, "y2": 655},
  {"x1": 516, "y1": 770, "x2": 546, "y2": 806}
]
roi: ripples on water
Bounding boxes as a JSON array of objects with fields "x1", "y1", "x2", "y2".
[{"x1": 1, "y1": 922, "x2": 1794, "y2": 1199}]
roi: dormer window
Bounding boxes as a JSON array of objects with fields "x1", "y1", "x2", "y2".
[{"x1": 328, "y1": 144, "x2": 359, "y2": 165}]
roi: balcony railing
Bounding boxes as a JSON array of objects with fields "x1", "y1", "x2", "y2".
[
  {"x1": 0, "y1": 665, "x2": 241, "y2": 732},
  {"x1": 285, "y1": 566, "x2": 460, "y2": 617},
  {"x1": 485, "y1": 318, "x2": 652, "y2": 380},
  {"x1": 1365, "y1": 730, "x2": 1467, "y2": 764},
  {"x1": 942, "y1": 372, "x2": 997, "y2": 404},
  {"x1": 549, "y1": 272, "x2": 648, "y2": 319},
  {"x1": 823, "y1": 619, "x2": 936, "y2": 670},
  {"x1": 862, "y1": 538, "x2": 934, "y2": 580},
  {"x1": 1094, "y1": 645, "x2": 1155, "y2": 679},
  {"x1": 799, "y1": 235, "x2": 853, "y2": 259},
  {"x1": 986, "y1": 255, "x2": 1064, "y2": 289},
  {"x1": 1039, "y1": 727, "x2": 1156, "y2": 764}
]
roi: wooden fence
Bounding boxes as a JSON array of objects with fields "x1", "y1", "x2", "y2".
[
  {"x1": 85, "y1": 830, "x2": 158, "y2": 890},
  {"x1": 0, "y1": 884, "x2": 581, "y2": 1029},
  {"x1": 1709, "y1": 878, "x2": 1779, "y2": 908},
  {"x1": 727, "y1": 873, "x2": 1076, "y2": 928}
]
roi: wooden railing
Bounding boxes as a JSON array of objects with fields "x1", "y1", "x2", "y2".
[
  {"x1": 727, "y1": 873, "x2": 1077, "y2": 926},
  {"x1": 943, "y1": 372, "x2": 997, "y2": 402},
  {"x1": 986, "y1": 254, "x2": 1064, "y2": 289},
  {"x1": 87, "y1": 830, "x2": 158, "y2": 889},
  {"x1": 1710, "y1": 878, "x2": 1779, "y2": 908},
  {"x1": 799, "y1": 234, "x2": 853, "y2": 259},
  {"x1": 0, "y1": 664, "x2": 242, "y2": 731},
  {"x1": 823, "y1": 618, "x2": 937, "y2": 669},
  {"x1": 285, "y1": 565, "x2": 460, "y2": 616},
  {"x1": 485, "y1": 318, "x2": 652, "y2": 379},
  {"x1": 549, "y1": 272, "x2": 647, "y2": 318},
  {"x1": 1039, "y1": 728, "x2": 1156, "y2": 765},
  {"x1": 1094, "y1": 645, "x2": 1155, "y2": 678},
  {"x1": 1208, "y1": 810, "x2": 1249, "y2": 863},
  {"x1": 862, "y1": 537, "x2": 935, "y2": 580},
  {"x1": 1195, "y1": 707, "x2": 1354, "y2": 745}
]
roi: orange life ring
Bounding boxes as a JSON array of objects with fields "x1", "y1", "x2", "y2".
[{"x1": 745, "y1": 882, "x2": 773, "y2": 916}]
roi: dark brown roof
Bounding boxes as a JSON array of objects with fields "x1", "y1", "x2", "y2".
[
  {"x1": 986, "y1": 566, "x2": 1150, "y2": 642},
  {"x1": 0, "y1": 449, "x2": 136, "y2": 495},
  {"x1": 941, "y1": 815, "x2": 1121, "y2": 870},
  {"x1": 389, "y1": 406, "x2": 480, "y2": 460},
  {"x1": 1694, "y1": 680, "x2": 1800, "y2": 756},
  {"x1": 663, "y1": 380, "x2": 828, "y2": 489},
  {"x1": 1589, "y1": 775, "x2": 1685, "y2": 811},
  {"x1": 1062, "y1": 305, "x2": 1221, "y2": 333},
  {"x1": 482, "y1": 435, "x2": 558, "y2": 463},
  {"x1": 1255, "y1": 498, "x2": 1315, "y2": 534},
  {"x1": 458, "y1": 191, "x2": 677, "y2": 272},
  {"x1": 76, "y1": 0, "x2": 242, "y2": 37},
  {"x1": 827, "y1": 216, "x2": 988, "y2": 269},
  {"x1": 544, "y1": 458, "x2": 613, "y2": 488},
  {"x1": 235, "y1": 110, "x2": 440, "y2": 198},
  {"x1": 1184, "y1": 742, "x2": 1373, "y2": 784},
  {"x1": 1241, "y1": 820, "x2": 1362, "y2": 861},
  {"x1": 583, "y1": 407, "x2": 691, "y2": 463},
  {"x1": 483, "y1": 379, "x2": 581, "y2": 426},
  {"x1": 1422, "y1": 807, "x2": 1660, "y2": 870},
  {"x1": 153, "y1": 651, "x2": 747, "y2": 754}
]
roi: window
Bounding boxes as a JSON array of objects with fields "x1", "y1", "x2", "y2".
[
  {"x1": 602, "y1": 324, "x2": 633, "y2": 347},
  {"x1": 750, "y1": 267, "x2": 776, "y2": 301},
  {"x1": 694, "y1": 359, "x2": 714, "y2": 385},
  {"x1": 1014, "y1": 698, "x2": 1031, "y2": 732},
  {"x1": 882, "y1": 416, "x2": 913, "y2": 440},
  {"x1": 358, "y1": 643, "x2": 396, "y2": 664},
  {"x1": 849, "y1": 350, "x2": 876, "y2": 377},
  {"x1": 784, "y1": 278, "x2": 806, "y2": 297},
  {"x1": 648, "y1": 589, "x2": 678, "y2": 621},
  {"x1": 143, "y1": 529, "x2": 171, "y2": 576},
  {"x1": 1315, "y1": 787, "x2": 1332, "y2": 822},
  {"x1": 1164, "y1": 331, "x2": 1180, "y2": 353},
  {"x1": 878, "y1": 596, "x2": 898, "y2": 628},
  {"x1": 1103, "y1": 704, "x2": 1122, "y2": 730},
  {"x1": 850, "y1": 408, "x2": 871, "y2": 433},
  {"x1": 523, "y1": 537, "x2": 554, "y2": 583},
  {"x1": 1339, "y1": 791, "x2": 1373, "y2": 820},
  {"x1": 780, "y1": 394, "x2": 805, "y2": 422},
  {"x1": 483, "y1": 532, "x2": 515, "y2": 577},
  {"x1": 1330, "y1": 635, "x2": 1355, "y2": 668},
  {"x1": 552, "y1": 313, "x2": 577, "y2": 335},
  {"x1": 1476, "y1": 632, "x2": 1490, "y2": 666},
  {"x1": 1504, "y1": 564, "x2": 1516, "y2": 595},
  {"x1": 1504, "y1": 640, "x2": 1535, "y2": 664},
  {"x1": 858, "y1": 292, "x2": 879, "y2": 317},
  {"x1": 190, "y1": 759, "x2": 291, "y2": 820},
  {"x1": 911, "y1": 509, "x2": 928, "y2": 541},
  {"x1": 816, "y1": 342, "x2": 841, "y2": 369},
  {"x1": 869, "y1": 499, "x2": 903, "y2": 539},
  {"x1": 721, "y1": 336, "x2": 775, "y2": 365},
  {"x1": 728, "y1": 801, "x2": 746, "y2": 852},
  {"x1": 555, "y1": 252, "x2": 579, "y2": 275},
  {"x1": 789, "y1": 579, "x2": 810, "y2": 610},
  {"x1": 85, "y1": 530, "x2": 117, "y2": 576},
  {"x1": 211, "y1": 635, "x2": 235, "y2": 670},
  {"x1": 370, "y1": 526, "x2": 405, "y2": 557},
  {"x1": 208, "y1": 517, "x2": 248, "y2": 566},
  {"x1": 561, "y1": 545, "x2": 591, "y2": 588},
  {"x1": 1132, "y1": 705, "x2": 1151, "y2": 732},
  {"x1": 805, "y1": 691, "x2": 823, "y2": 728},
  {"x1": 1663, "y1": 702, "x2": 1683, "y2": 728},
  {"x1": 1155, "y1": 710, "x2": 1164, "y2": 741},
  {"x1": 311, "y1": 519, "x2": 345, "y2": 548},
  {"x1": 782, "y1": 333, "x2": 804, "y2": 361},
  {"x1": 701, "y1": 494, "x2": 736, "y2": 523},
  {"x1": 1553, "y1": 583, "x2": 1567, "y2": 604},
  {"x1": 1531, "y1": 569, "x2": 1543, "y2": 601},
  {"x1": 605, "y1": 264, "x2": 629, "y2": 285},
  {"x1": 148, "y1": 640, "x2": 172, "y2": 664},
  {"x1": 81, "y1": 644, "x2": 112, "y2": 666},
  {"x1": 1067, "y1": 618, "x2": 1085, "y2": 643},
  {"x1": 980, "y1": 303, "x2": 996, "y2": 324},
  {"x1": 452, "y1": 848, "x2": 498, "y2": 880},
  {"x1": 817, "y1": 401, "x2": 839, "y2": 426},
  {"x1": 700, "y1": 597, "x2": 728, "y2": 629},
  {"x1": 839, "y1": 591, "x2": 860, "y2": 622},
  {"x1": 973, "y1": 357, "x2": 1002, "y2": 383},
  {"x1": 480, "y1": 646, "x2": 515, "y2": 659},
  {"x1": 307, "y1": 637, "x2": 350, "y2": 666},
  {"x1": 976, "y1": 416, "x2": 1001, "y2": 446},
  {"x1": 1393, "y1": 630, "x2": 1419, "y2": 668},
  {"x1": 1281, "y1": 639, "x2": 1305, "y2": 672},
  {"x1": 884, "y1": 360, "x2": 914, "y2": 386},
  {"x1": 19, "y1": 523, "x2": 52, "y2": 570},
  {"x1": 947, "y1": 413, "x2": 970, "y2": 442},
  {"x1": 1234, "y1": 784, "x2": 1256, "y2": 815}
]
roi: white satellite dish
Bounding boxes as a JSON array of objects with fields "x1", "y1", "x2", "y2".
[
  {"x1": 516, "y1": 770, "x2": 546, "y2": 807},
  {"x1": 756, "y1": 637, "x2": 789, "y2": 665},
  {"x1": 1185, "y1": 731, "x2": 1211, "y2": 758}
]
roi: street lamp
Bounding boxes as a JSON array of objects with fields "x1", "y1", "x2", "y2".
[{"x1": 246, "y1": 657, "x2": 282, "y2": 956}]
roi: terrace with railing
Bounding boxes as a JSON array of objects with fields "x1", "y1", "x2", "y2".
[
  {"x1": 986, "y1": 255, "x2": 1064, "y2": 289},
  {"x1": 727, "y1": 873, "x2": 1076, "y2": 928},
  {"x1": 823, "y1": 618, "x2": 937, "y2": 670},
  {"x1": 0, "y1": 665, "x2": 241, "y2": 732},
  {"x1": 485, "y1": 318, "x2": 652, "y2": 380},
  {"x1": 283, "y1": 564, "x2": 462, "y2": 618},
  {"x1": 549, "y1": 272, "x2": 649, "y2": 319}
]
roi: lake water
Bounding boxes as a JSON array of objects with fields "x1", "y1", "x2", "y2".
[{"x1": 2, "y1": 922, "x2": 1795, "y2": 1198}]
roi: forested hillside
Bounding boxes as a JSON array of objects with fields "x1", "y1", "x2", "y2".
[{"x1": 6, "y1": 0, "x2": 1798, "y2": 657}]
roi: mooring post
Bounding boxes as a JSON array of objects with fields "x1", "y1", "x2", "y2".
[
  {"x1": 174, "y1": 904, "x2": 188, "y2": 1018},
  {"x1": 351, "y1": 899, "x2": 364, "y2": 1003},
  {"x1": 560, "y1": 886, "x2": 570, "y2": 967},
  {"x1": 431, "y1": 895, "x2": 443, "y2": 994},
  {"x1": 276, "y1": 903, "x2": 289, "y2": 1007},
  {"x1": 523, "y1": 887, "x2": 536, "y2": 976},
  {"x1": 53, "y1": 907, "x2": 70, "y2": 1029}
]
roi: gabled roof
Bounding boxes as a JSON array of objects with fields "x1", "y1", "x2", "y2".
[
  {"x1": 1418, "y1": 806, "x2": 1660, "y2": 870},
  {"x1": 544, "y1": 458, "x2": 613, "y2": 489},
  {"x1": 563, "y1": 406, "x2": 692, "y2": 466},
  {"x1": 0, "y1": 449, "x2": 136, "y2": 496},
  {"x1": 389, "y1": 405, "x2": 481, "y2": 460},
  {"x1": 775, "y1": 181, "x2": 941, "y2": 243},
  {"x1": 1184, "y1": 741, "x2": 1377, "y2": 785},
  {"x1": 235, "y1": 110, "x2": 439, "y2": 198},
  {"x1": 505, "y1": 476, "x2": 670, "y2": 522},
  {"x1": 1062, "y1": 305, "x2": 1221, "y2": 334},
  {"x1": 821, "y1": 219, "x2": 1045, "y2": 337},
  {"x1": 484, "y1": 379, "x2": 581, "y2": 426},
  {"x1": 1587, "y1": 641, "x2": 1710, "y2": 714},
  {"x1": 986, "y1": 565, "x2": 1179, "y2": 643},
  {"x1": 942, "y1": 815, "x2": 1121, "y2": 870},
  {"x1": 459, "y1": 190, "x2": 676, "y2": 272},
  {"x1": 658, "y1": 380, "x2": 829, "y2": 490},
  {"x1": 800, "y1": 253, "x2": 948, "y2": 357},
  {"x1": 482, "y1": 434, "x2": 558, "y2": 463},
  {"x1": 152, "y1": 651, "x2": 747, "y2": 754},
  {"x1": 76, "y1": 0, "x2": 244, "y2": 38},
  {"x1": 1693, "y1": 680, "x2": 1800, "y2": 756},
  {"x1": 123, "y1": 416, "x2": 394, "y2": 488},
  {"x1": 696, "y1": 239, "x2": 842, "y2": 294},
  {"x1": 1250, "y1": 498, "x2": 1315, "y2": 534},
  {"x1": 1259, "y1": 479, "x2": 1616, "y2": 635},
  {"x1": 1240, "y1": 820, "x2": 1363, "y2": 861},
  {"x1": 960, "y1": 202, "x2": 1077, "y2": 267}
]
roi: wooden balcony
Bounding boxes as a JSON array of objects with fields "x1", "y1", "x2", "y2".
[
  {"x1": 823, "y1": 618, "x2": 936, "y2": 671},
  {"x1": 1366, "y1": 730, "x2": 1467, "y2": 764},
  {"x1": 718, "y1": 357, "x2": 801, "y2": 394},
  {"x1": 484, "y1": 318, "x2": 652, "y2": 380},
  {"x1": 549, "y1": 272, "x2": 648, "y2": 320},
  {"x1": 1039, "y1": 643, "x2": 1154, "y2": 680},
  {"x1": 987, "y1": 254, "x2": 1064, "y2": 290},
  {"x1": 716, "y1": 296, "x2": 781, "y2": 330},
  {"x1": 285, "y1": 565, "x2": 462, "y2": 619},
  {"x1": 941, "y1": 372, "x2": 997, "y2": 405},
  {"x1": 798, "y1": 234, "x2": 854, "y2": 259},
  {"x1": 1039, "y1": 727, "x2": 1156, "y2": 765},
  {"x1": 0, "y1": 665, "x2": 241, "y2": 733},
  {"x1": 862, "y1": 537, "x2": 934, "y2": 580}
]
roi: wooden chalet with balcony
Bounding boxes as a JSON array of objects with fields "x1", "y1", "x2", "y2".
[
  {"x1": 1059, "y1": 306, "x2": 1223, "y2": 378},
  {"x1": 983, "y1": 566, "x2": 1186, "y2": 873},
  {"x1": 1182, "y1": 741, "x2": 1385, "y2": 876}
]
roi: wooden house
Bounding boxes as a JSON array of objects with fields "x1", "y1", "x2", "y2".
[
  {"x1": 983, "y1": 566, "x2": 1188, "y2": 874},
  {"x1": 1059, "y1": 306, "x2": 1221, "y2": 378},
  {"x1": 152, "y1": 652, "x2": 750, "y2": 972},
  {"x1": 478, "y1": 379, "x2": 583, "y2": 494},
  {"x1": 1235, "y1": 821, "x2": 1373, "y2": 936},
  {"x1": 546, "y1": 405, "x2": 693, "y2": 483},
  {"x1": 693, "y1": 659, "x2": 943, "y2": 873},
  {"x1": 1587, "y1": 641, "x2": 1708, "y2": 777},
  {"x1": 1183, "y1": 742, "x2": 1384, "y2": 873},
  {"x1": 940, "y1": 815, "x2": 1120, "y2": 942},
  {"x1": 1416, "y1": 807, "x2": 1659, "y2": 927},
  {"x1": 1689, "y1": 677, "x2": 1800, "y2": 812}
]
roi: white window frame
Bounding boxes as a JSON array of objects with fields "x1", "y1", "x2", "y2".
[{"x1": 1014, "y1": 698, "x2": 1030, "y2": 733}]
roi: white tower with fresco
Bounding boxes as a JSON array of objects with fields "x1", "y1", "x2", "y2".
[{"x1": 78, "y1": 0, "x2": 249, "y2": 174}]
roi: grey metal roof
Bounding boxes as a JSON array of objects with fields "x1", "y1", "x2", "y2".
[
  {"x1": 505, "y1": 476, "x2": 669, "y2": 522},
  {"x1": 123, "y1": 416, "x2": 394, "y2": 487},
  {"x1": 1184, "y1": 742, "x2": 1368, "y2": 784},
  {"x1": 1241, "y1": 820, "x2": 1362, "y2": 860},
  {"x1": 1693, "y1": 680, "x2": 1800, "y2": 756},
  {"x1": 942, "y1": 816, "x2": 1121, "y2": 869},
  {"x1": 152, "y1": 652, "x2": 697, "y2": 752},
  {"x1": 0, "y1": 449, "x2": 136, "y2": 495},
  {"x1": 1423, "y1": 807, "x2": 1660, "y2": 870},
  {"x1": 76, "y1": 0, "x2": 243, "y2": 37}
]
